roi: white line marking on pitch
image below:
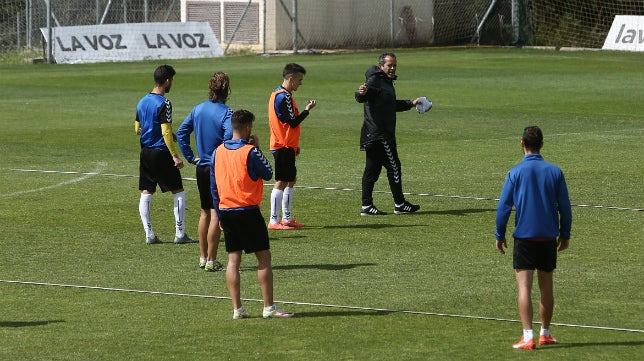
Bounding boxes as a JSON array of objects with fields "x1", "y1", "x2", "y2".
[
  {"x1": 1, "y1": 279, "x2": 641, "y2": 333},
  {"x1": 2, "y1": 163, "x2": 107, "y2": 198},
  {"x1": 7, "y1": 168, "x2": 644, "y2": 211}
]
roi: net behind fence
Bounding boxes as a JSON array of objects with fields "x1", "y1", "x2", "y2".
[{"x1": 527, "y1": 0, "x2": 644, "y2": 48}]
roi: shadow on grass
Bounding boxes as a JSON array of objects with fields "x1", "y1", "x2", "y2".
[
  {"x1": 274, "y1": 263, "x2": 376, "y2": 270},
  {"x1": 269, "y1": 234, "x2": 308, "y2": 241},
  {"x1": 294, "y1": 310, "x2": 390, "y2": 318},
  {"x1": 546, "y1": 340, "x2": 644, "y2": 349},
  {"x1": 318, "y1": 223, "x2": 427, "y2": 230},
  {"x1": 243, "y1": 263, "x2": 376, "y2": 271},
  {"x1": 0, "y1": 320, "x2": 65, "y2": 328},
  {"x1": 426, "y1": 208, "x2": 496, "y2": 216}
]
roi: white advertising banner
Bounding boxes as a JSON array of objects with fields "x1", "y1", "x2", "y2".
[
  {"x1": 40, "y1": 22, "x2": 223, "y2": 64},
  {"x1": 602, "y1": 15, "x2": 644, "y2": 52}
]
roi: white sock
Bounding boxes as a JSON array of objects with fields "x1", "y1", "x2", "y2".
[
  {"x1": 173, "y1": 191, "x2": 186, "y2": 237},
  {"x1": 206, "y1": 260, "x2": 214, "y2": 266},
  {"x1": 139, "y1": 193, "x2": 154, "y2": 238},
  {"x1": 540, "y1": 328, "x2": 550, "y2": 337},
  {"x1": 200, "y1": 257, "x2": 207, "y2": 263},
  {"x1": 282, "y1": 187, "x2": 293, "y2": 222},
  {"x1": 523, "y1": 329, "x2": 534, "y2": 341},
  {"x1": 270, "y1": 189, "x2": 283, "y2": 224}
]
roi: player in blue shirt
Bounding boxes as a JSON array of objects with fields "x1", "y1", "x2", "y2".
[
  {"x1": 136, "y1": 64, "x2": 196, "y2": 245},
  {"x1": 495, "y1": 126, "x2": 572, "y2": 350},
  {"x1": 177, "y1": 72, "x2": 233, "y2": 271}
]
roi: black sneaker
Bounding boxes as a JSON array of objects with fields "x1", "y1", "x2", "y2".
[
  {"x1": 360, "y1": 205, "x2": 387, "y2": 216},
  {"x1": 394, "y1": 201, "x2": 420, "y2": 214}
]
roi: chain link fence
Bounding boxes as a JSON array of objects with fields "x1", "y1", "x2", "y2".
[{"x1": 2, "y1": 0, "x2": 643, "y2": 61}]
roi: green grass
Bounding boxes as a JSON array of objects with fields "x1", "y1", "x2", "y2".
[{"x1": 1, "y1": 48, "x2": 643, "y2": 360}]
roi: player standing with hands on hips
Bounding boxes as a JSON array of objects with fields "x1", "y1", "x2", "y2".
[
  {"x1": 212, "y1": 109, "x2": 294, "y2": 319},
  {"x1": 494, "y1": 126, "x2": 572, "y2": 350},
  {"x1": 355, "y1": 52, "x2": 425, "y2": 216},
  {"x1": 135, "y1": 64, "x2": 196, "y2": 245},
  {"x1": 177, "y1": 72, "x2": 233, "y2": 272},
  {"x1": 268, "y1": 63, "x2": 317, "y2": 230}
]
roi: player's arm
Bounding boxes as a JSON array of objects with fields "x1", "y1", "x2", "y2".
[
  {"x1": 161, "y1": 123, "x2": 183, "y2": 169},
  {"x1": 135, "y1": 113, "x2": 142, "y2": 135},
  {"x1": 494, "y1": 173, "x2": 514, "y2": 242},
  {"x1": 557, "y1": 172, "x2": 572, "y2": 241},
  {"x1": 355, "y1": 83, "x2": 369, "y2": 103},
  {"x1": 356, "y1": 75, "x2": 380, "y2": 103},
  {"x1": 210, "y1": 147, "x2": 221, "y2": 218},
  {"x1": 395, "y1": 99, "x2": 415, "y2": 112},
  {"x1": 276, "y1": 93, "x2": 308, "y2": 127},
  {"x1": 176, "y1": 115, "x2": 197, "y2": 164},
  {"x1": 158, "y1": 99, "x2": 183, "y2": 168},
  {"x1": 247, "y1": 147, "x2": 273, "y2": 181}
]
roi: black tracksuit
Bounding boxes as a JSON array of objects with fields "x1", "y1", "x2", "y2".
[{"x1": 355, "y1": 66, "x2": 414, "y2": 206}]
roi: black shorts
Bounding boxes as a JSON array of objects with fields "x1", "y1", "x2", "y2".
[
  {"x1": 513, "y1": 238, "x2": 558, "y2": 272},
  {"x1": 195, "y1": 165, "x2": 214, "y2": 210},
  {"x1": 139, "y1": 148, "x2": 183, "y2": 193},
  {"x1": 220, "y1": 208, "x2": 270, "y2": 254},
  {"x1": 272, "y1": 147, "x2": 297, "y2": 182}
]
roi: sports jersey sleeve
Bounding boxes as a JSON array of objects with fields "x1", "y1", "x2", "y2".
[
  {"x1": 210, "y1": 147, "x2": 221, "y2": 216},
  {"x1": 176, "y1": 112, "x2": 196, "y2": 163},
  {"x1": 556, "y1": 172, "x2": 572, "y2": 239},
  {"x1": 158, "y1": 98, "x2": 172, "y2": 124},
  {"x1": 275, "y1": 92, "x2": 309, "y2": 128},
  {"x1": 222, "y1": 109, "x2": 233, "y2": 141},
  {"x1": 396, "y1": 99, "x2": 414, "y2": 112},
  {"x1": 247, "y1": 147, "x2": 273, "y2": 181},
  {"x1": 494, "y1": 172, "x2": 514, "y2": 240},
  {"x1": 157, "y1": 99, "x2": 179, "y2": 156},
  {"x1": 161, "y1": 123, "x2": 179, "y2": 157}
]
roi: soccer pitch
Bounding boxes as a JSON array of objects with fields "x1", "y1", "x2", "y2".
[{"x1": 0, "y1": 48, "x2": 642, "y2": 360}]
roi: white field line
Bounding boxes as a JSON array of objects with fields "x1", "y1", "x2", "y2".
[
  {"x1": 2, "y1": 163, "x2": 106, "y2": 197},
  {"x1": 1, "y1": 279, "x2": 642, "y2": 333},
  {"x1": 5, "y1": 168, "x2": 644, "y2": 212},
  {"x1": 2, "y1": 167, "x2": 643, "y2": 333}
]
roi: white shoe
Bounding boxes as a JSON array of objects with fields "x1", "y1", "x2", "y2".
[
  {"x1": 263, "y1": 305, "x2": 294, "y2": 319},
  {"x1": 233, "y1": 307, "x2": 250, "y2": 320}
]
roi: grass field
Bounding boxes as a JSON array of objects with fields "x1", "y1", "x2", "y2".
[{"x1": 1, "y1": 48, "x2": 643, "y2": 360}]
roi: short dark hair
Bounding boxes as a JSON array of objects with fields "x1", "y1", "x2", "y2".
[
  {"x1": 283, "y1": 63, "x2": 306, "y2": 79},
  {"x1": 378, "y1": 52, "x2": 396, "y2": 65},
  {"x1": 522, "y1": 126, "x2": 544, "y2": 151},
  {"x1": 231, "y1": 109, "x2": 255, "y2": 131},
  {"x1": 209, "y1": 72, "x2": 230, "y2": 102},
  {"x1": 153, "y1": 64, "x2": 175, "y2": 85}
]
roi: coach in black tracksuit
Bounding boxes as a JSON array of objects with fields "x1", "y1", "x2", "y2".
[{"x1": 355, "y1": 52, "x2": 422, "y2": 216}]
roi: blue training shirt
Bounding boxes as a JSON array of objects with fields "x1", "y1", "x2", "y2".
[
  {"x1": 136, "y1": 93, "x2": 172, "y2": 150},
  {"x1": 176, "y1": 100, "x2": 233, "y2": 166},
  {"x1": 495, "y1": 154, "x2": 572, "y2": 241}
]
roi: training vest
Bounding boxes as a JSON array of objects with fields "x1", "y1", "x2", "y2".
[
  {"x1": 269, "y1": 88, "x2": 301, "y2": 151},
  {"x1": 214, "y1": 144, "x2": 264, "y2": 209}
]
